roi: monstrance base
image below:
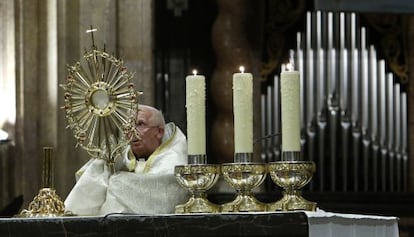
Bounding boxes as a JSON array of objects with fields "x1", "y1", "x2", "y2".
[
  {"x1": 175, "y1": 195, "x2": 220, "y2": 213},
  {"x1": 268, "y1": 190, "x2": 316, "y2": 212},
  {"x1": 221, "y1": 193, "x2": 267, "y2": 212}
]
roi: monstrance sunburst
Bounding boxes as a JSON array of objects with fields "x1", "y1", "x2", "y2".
[{"x1": 62, "y1": 28, "x2": 139, "y2": 171}]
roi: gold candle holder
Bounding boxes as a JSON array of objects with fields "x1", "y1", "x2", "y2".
[
  {"x1": 220, "y1": 153, "x2": 267, "y2": 212},
  {"x1": 17, "y1": 147, "x2": 71, "y2": 217},
  {"x1": 175, "y1": 155, "x2": 220, "y2": 213},
  {"x1": 267, "y1": 153, "x2": 317, "y2": 211}
]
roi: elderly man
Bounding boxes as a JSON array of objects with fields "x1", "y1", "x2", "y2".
[{"x1": 64, "y1": 105, "x2": 188, "y2": 215}]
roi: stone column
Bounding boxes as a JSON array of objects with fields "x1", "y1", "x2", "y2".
[
  {"x1": 210, "y1": 0, "x2": 262, "y2": 164},
  {"x1": 14, "y1": 0, "x2": 42, "y2": 207},
  {"x1": 0, "y1": 0, "x2": 16, "y2": 209},
  {"x1": 118, "y1": 0, "x2": 154, "y2": 106}
]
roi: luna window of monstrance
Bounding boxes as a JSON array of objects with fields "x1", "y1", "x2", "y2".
[{"x1": 61, "y1": 28, "x2": 139, "y2": 170}]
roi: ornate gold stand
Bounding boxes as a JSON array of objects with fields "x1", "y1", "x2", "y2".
[
  {"x1": 221, "y1": 153, "x2": 267, "y2": 212},
  {"x1": 267, "y1": 160, "x2": 317, "y2": 211},
  {"x1": 175, "y1": 156, "x2": 221, "y2": 213},
  {"x1": 17, "y1": 188, "x2": 69, "y2": 217},
  {"x1": 17, "y1": 147, "x2": 72, "y2": 217}
]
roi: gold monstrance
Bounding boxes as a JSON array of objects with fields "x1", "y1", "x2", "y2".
[{"x1": 62, "y1": 28, "x2": 138, "y2": 172}]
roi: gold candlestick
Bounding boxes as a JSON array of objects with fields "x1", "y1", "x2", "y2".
[
  {"x1": 267, "y1": 155, "x2": 317, "y2": 211},
  {"x1": 17, "y1": 147, "x2": 71, "y2": 217},
  {"x1": 220, "y1": 153, "x2": 267, "y2": 212},
  {"x1": 175, "y1": 155, "x2": 221, "y2": 213}
]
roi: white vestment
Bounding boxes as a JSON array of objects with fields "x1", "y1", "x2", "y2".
[{"x1": 64, "y1": 123, "x2": 188, "y2": 216}]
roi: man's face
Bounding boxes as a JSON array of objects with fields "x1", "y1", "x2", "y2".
[{"x1": 130, "y1": 108, "x2": 164, "y2": 158}]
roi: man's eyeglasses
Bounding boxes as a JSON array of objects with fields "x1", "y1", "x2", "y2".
[{"x1": 135, "y1": 124, "x2": 159, "y2": 132}]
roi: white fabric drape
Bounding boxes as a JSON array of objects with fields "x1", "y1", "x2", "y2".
[
  {"x1": 306, "y1": 209, "x2": 399, "y2": 237},
  {"x1": 64, "y1": 123, "x2": 188, "y2": 215}
]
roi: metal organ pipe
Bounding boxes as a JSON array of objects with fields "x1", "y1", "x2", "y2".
[{"x1": 260, "y1": 11, "x2": 408, "y2": 192}]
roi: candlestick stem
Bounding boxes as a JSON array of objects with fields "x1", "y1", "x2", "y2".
[
  {"x1": 282, "y1": 151, "x2": 301, "y2": 161},
  {"x1": 188, "y1": 154, "x2": 207, "y2": 164},
  {"x1": 234, "y1": 152, "x2": 253, "y2": 163},
  {"x1": 42, "y1": 147, "x2": 54, "y2": 188}
]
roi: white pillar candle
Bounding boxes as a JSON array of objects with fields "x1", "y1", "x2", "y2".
[
  {"x1": 186, "y1": 70, "x2": 206, "y2": 155},
  {"x1": 280, "y1": 68, "x2": 301, "y2": 152},
  {"x1": 233, "y1": 66, "x2": 253, "y2": 153}
]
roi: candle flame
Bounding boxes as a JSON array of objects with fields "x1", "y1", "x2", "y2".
[
  {"x1": 287, "y1": 49, "x2": 295, "y2": 71},
  {"x1": 239, "y1": 66, "x2": 245, "y2": 73},
  {"x1": 192, "y1": 69, "x2": 198, "y2": 76},
  {"x1": 286, "y1": 63, "x2": 294, "y2": 72}
]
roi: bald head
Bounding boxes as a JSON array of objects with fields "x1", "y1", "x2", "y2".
[
  {"x1": 138, "y1": 105, "x2": 165, "y2": 128},
  {"x1": 130, "y1": 105, "x2": 165, "y2": 158}
]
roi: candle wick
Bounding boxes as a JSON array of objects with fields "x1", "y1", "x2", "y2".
[
  {"x1": 287, "y1": 63, "x2": 294, "y2": 72},
  {"x1": 192, "y1": 69, "x2": 198, "y2": 76},
  {"x1": 288, "y1": 49, "x2": 295, "y2": 72}
]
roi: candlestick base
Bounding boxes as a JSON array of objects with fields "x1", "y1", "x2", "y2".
[
  {"x1": 175, "y1": 164, "x2": 220, "y2": 213},
  {"x1": 267, "y1": 161, "x2": 317, "y2": 212},
  {"x1": 175, "y1": 192, "x2": 220, "y2": 214},
  {"x1": 267, "y1": 190, "x2": 316, "y2": 211},
  {"x1": 16, "y1": 188, "x2": 73, "y2": 217},
  {"x1": 221, "y1": 162, "x2": 267, "y2": 212}
]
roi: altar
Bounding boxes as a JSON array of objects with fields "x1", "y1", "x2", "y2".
[{"x1": 0, "y1": 210, "x2": 399, "y2": 237}]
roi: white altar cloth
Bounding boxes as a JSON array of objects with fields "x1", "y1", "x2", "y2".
[{"x1": 306, "y1": 209, "x2": 399, "y2": 237}]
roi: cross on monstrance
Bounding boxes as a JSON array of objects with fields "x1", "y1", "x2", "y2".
[{"x1": 86, "y1": 26, "x2": 97, "y2": 49}]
